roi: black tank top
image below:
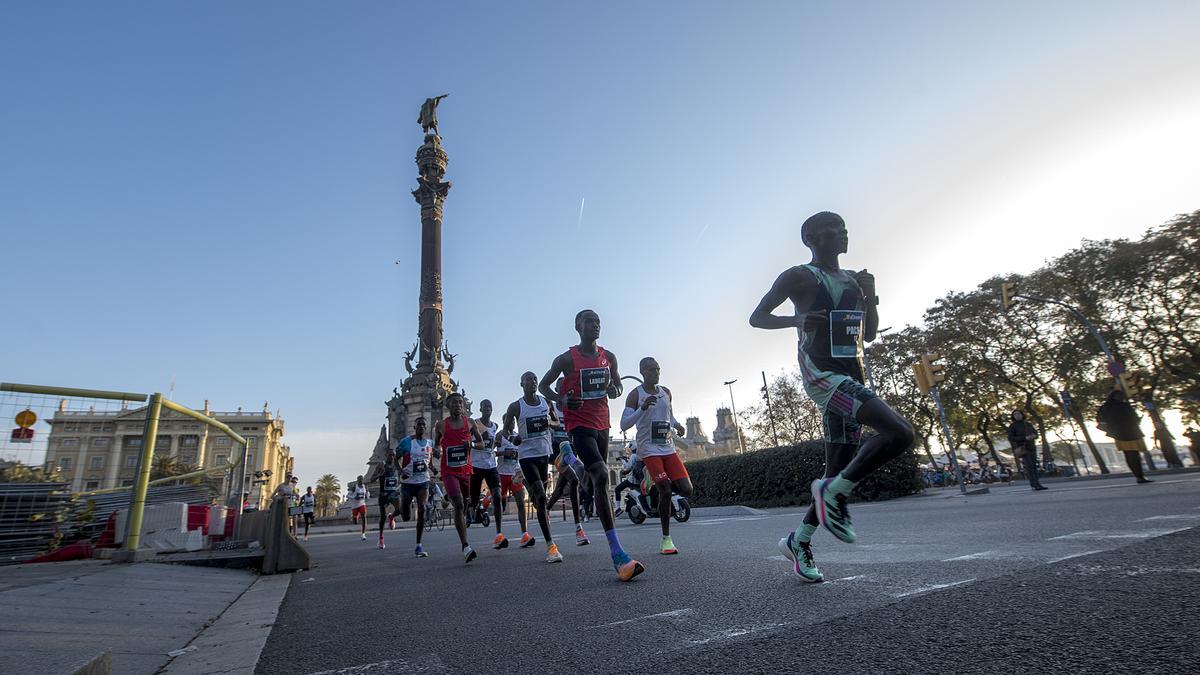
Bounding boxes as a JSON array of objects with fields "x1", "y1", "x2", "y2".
[
  {"x1": 378, "y1": 464, "x2": 400, "y2": 496},
  {"x1": 798, "y1": 264, "x2": 865, "y2": 382}
]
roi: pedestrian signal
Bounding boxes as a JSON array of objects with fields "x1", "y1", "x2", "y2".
[
  {"x1": 1000, "y1": 282, "x2": 1019, "y2": 311},
  {"x1": 914, "y1": 353, "x2": 945, "y2": 394}
]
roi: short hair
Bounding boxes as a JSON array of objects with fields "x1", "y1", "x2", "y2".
[
  {"x1": 413, "y1": 415, "x2": 426, "y2": 422},
  {"x1": 447, "y1": 392, "x2": 464, "y2": 402},
  {"x1": 801, "y1": 211, "x2": 844, "y2": 246},
  {"x1": 575, "y1": 309, "x2": 597, "y2": 329},
  {"x1": 639, "y1": 356, "x2": 657, "y2": 370}
]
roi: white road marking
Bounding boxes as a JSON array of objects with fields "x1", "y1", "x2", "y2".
[
  {"x1": 1044, "y1": 477, "x2": 1200, "y2": 492},
  {"x1": 942, "y1": 551, "x2": 998, "y2": 562},
  {"x1": 688, "y1": 623, "x2": 788, "y2": 646},
  {"x1": 696, "y1": 516, "x2": 769, "y2": 526},
  {"x1": 1047, "y1": 550, "x2": 1103, "y2": 563},
  {"x1": 307, "y1": 655, "x2": 447, "y2": 674},
  {"x1": 766, "y1": 555, "x2": 789, "y2": 562},
  {"x1": 1049, "y1": 527, "x2": 1190, "y2": 540},
  {"x1": 1137, "y1": 514, "x2": 1200, "y2": 521},
  {"x1": 591, "y1": 608, "x2": 693, "y2": 628},
  {"x1": 894, "y1": 578, "x2": 976, "y2": 598},
  {"x1": 1070, "y1": 564, "x2": 1200, "y2": 576},
  {"x1": 832, "y1": 575, "x2": 865, "y2": 582}
]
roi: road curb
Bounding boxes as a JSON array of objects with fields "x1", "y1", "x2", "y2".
[
  {"x1": 691, "y1": 505, "x2": 768, "y2": 517},
  {"x1": 159, "y1": 573, "x2": 292, "y2": 675}
]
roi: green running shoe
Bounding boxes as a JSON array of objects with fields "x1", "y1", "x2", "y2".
[
  {"x1": 778, "y1": 532, "x2": 823, "y2": 583},
  {"x1": 660, "y1": 536, "x2": 678, "y2": 555},
  {"x1": 812, "y1": 478, "x2": 856, "y2": 543}
]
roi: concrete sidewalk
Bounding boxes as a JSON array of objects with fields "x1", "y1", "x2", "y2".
[{"x1": 0, "y1": 560, "x2": 290, "y2": 674}]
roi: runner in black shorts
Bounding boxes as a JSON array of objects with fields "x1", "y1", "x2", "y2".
[
  {"x1": 539, "y1": 309, "x2": 644, "y2": 582},
  {"x1": 398, "y1": 416, "x2": 434, "y2": 558},
  {"x1": 545, "y1": 377, "x2": 590, "y2": 546},
  {"x1": 470, "y1": 399, "x2": 508, "y2": 550},
  {"x1": 376, "y1": 449, "x2": 403, "y2": 550},
  {"x1": 502, "y1": 372, "x2": 562, "y2": 563}
]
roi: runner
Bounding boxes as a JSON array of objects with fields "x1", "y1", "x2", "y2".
[
  {"x1": 612, "y1": 445, "x2": 639, "y2": 518},
  {"x1": 347, "y1": 476, "x2": 369, "y2": 541},
  {"x1": 750, "y1": 211, "x2": 915, "y2": 582},
  {"x1": 496, "y1": 430, "x2": 532, "y2": 546},
  {"x1": 300, "y1": 486, "x2": 316, "y2": 542},
  {"x1": 376, "y1": 449, "x2": 404, "y2": 549},
  {"x1": 398, "y1": 416, "x2": 434, "y2": 557},
  {"x1": 545, "y1": 377, "x2": 590, "y2": 546},
  {"x1": 433, "y1": 392, "x2": 482, "y2": 564},
  {"x1": 619, "y1": 357, "x2": 692, "y2": 555},
  {"x1": 502, "y1": 371, "x2": 562, "y2": 562},
  {"x1": 470, "y1": 399, "x2": 508, "y2": 550},
  {"x1": 539, "y1": 309, "x2": 644, "y2": 581}
]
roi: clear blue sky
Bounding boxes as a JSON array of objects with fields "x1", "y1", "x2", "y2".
[{"x1": 3, "y1": 1, "x2": 1198, "y2": 485}]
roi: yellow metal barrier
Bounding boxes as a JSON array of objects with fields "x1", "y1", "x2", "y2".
[{"x1": 1, "y1": 382, "x2": 251, "y2": 554}]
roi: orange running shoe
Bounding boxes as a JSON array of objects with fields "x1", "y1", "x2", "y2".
[
  {"x1": 546, "y1": 543, "x2": 563, "y2": 563},
  {"x1": 519, "y1": 532, "x2": 536, "y2": 548},
  {"x1": 493, "y1": 533, "x2": 509, "y2": 549},
  {"x1": 616, "y1": 559, "x2": 645, "y2": 582}
]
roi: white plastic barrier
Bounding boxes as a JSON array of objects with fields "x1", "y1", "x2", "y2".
[{"x1": 114, "y1": 502, "x2": 189, "y2": 546}]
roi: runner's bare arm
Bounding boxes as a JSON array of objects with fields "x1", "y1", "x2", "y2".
[
  {"x1": 502, "y1": 402, "x2": 522, "y2": 446},
  {"x1": 539, "y1": 352, "x2": 572, "y2": 405},
  {"x1": 605, "y1": 349, "x2": 623, "y2": 398},
  {"x1": 854, "y1": 268, "x2": 880, "y2": 342},
  {"x1": 663, "y1": 386, "x2": 685, "y2": 436},
  {"x1": 750, "y1": 266, "x2": 815, "y2": 330}
]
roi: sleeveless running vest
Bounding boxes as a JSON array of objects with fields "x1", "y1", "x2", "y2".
[
  {"x1": 402, "y1": 437, "x2": 433, "y2": 485},
  {"x1": 634, "y1": 385, "x2": 676, "y2": 458},
  {"x1": 378, "y1": 463, "x2": 400, "y2": 498},
  {"x1": 561, "y1": 344, "x2": 611, "y2": 431},
  {"x1": 440, "y1": 417, "x2": 473, "y2": 476},
  {"x1": 497, "y1": 436, "x2": 520, "y2": 476},
  {"x1": 517, "y1": 395, "x2": 553, "y2": 459},
  {"x1": 471, "y1": 420, "x2": 498, "y2": 470},
  {"x1": 796, "y1": 264, "x2": 865, "y2": 382}
]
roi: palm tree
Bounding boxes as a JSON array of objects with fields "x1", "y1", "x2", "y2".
[{"x1": 314, "y1": 474, "x2": 341, "y2": 517}]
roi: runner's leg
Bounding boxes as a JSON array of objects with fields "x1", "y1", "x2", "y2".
[
  {"x1": 485, "y1": 471, "x2": 503, "y2": 535},
  {"x1": 840, "y1": 398, "x2": 914, "y2": 482},
  {"x1": 573, "y1": 428, "x2": 642, "y2": 579},
  {"x1": 520, "y1": 458, "x2": 554, "y2": 543},
  {"x1": 469, "y1": 472, "x2": 485, "y2": 524}
]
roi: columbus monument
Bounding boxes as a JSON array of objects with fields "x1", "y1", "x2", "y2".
[{"x1": 367, "y1": 94, "x2": 463, "y2": 480}]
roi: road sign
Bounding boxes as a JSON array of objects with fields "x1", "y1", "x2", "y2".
[
  {"x1": 14, "y1": 409, "x2": 37, "y2": 428},
  {"x1": 10, "y1": 427, "x2": 34, "y2": 443}
]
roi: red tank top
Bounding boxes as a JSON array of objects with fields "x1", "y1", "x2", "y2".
[
  {"x1": 562, "y1": 344, "x2": 611, "y2": 432},
  {"x1": 440, "y1": 417, "x2": 473, "y2": 476}
]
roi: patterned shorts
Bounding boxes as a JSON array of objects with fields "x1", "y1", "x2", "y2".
[{"x1": 817, "y1": 377, "x2": 878, "y2": 445}]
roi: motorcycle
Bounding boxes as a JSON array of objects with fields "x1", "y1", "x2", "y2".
[{"x1": 623, "y1": 475, "x2": 690, "y2": 525}]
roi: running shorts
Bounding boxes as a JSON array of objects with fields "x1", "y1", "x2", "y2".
[
  {"x1": 518, "y1": 457, "x2": 549, "y2": 486},
  {"x1": 442, "y1": 474, "x2": 470, "y2": 499},
  {"x1": 569, "y1": 427, "x2": 609, "y2": 467},
  {"x1": 400, "y1": 483, "x2": 426, "y2": 503},
  {"x1": 352, "y1": 505, "x2": 367, "y2": 517},
  {"x1": 501, "y1": 473, "x2": 524, "y2": 496},
  {"x1": 642, "y1": 454, "x2": 689, "y2": 484}
]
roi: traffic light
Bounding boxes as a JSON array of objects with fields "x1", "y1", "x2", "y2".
[
  {"x1": 1000, "y1": 282, "x2": 1019, "y2": 311},
  {"x1": 913, "y1": 353, "x2": 946, "y2": 394}
]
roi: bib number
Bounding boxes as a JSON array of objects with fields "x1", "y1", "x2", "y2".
[
  {"x1": 411, "y1": 460, "x2": 427, "y2": 475},
  {"x1": 384, "y1": 475, "x2": 398, "y2": 490},
  {"x1": 829, "y1": 310, "x2": 865, "y2": 359},
  {"x1": 651, "y1": 420, "x2": 671, "y2": 445},
  {"x1": 446, "y1": 445, "x2": 468, "y2": 468},
  {"x1": 580, "y1": 367, "x2": 609, "y2": 400},
  {"x1": 525, "y1": 415, "x2": 550, "y2": 437}
]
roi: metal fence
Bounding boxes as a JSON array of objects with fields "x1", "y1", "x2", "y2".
[{"x1": 0, "y1": 382, "x2": 248, "y2": 561}]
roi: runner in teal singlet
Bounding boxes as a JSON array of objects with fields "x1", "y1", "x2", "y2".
[{"x1": 750, "y1": 211, "x2": 915, "y2": 582}]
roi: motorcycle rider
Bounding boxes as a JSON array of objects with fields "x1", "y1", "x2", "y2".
[{"x1": 620, "y1": 357, "x2": 692, "y2": 555}]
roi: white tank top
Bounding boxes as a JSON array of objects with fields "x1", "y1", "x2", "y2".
[
  {"x1": 635, "y1": 385, "x2": 676, "y2": 458},
  {"x1": 471, "y1": 420, "x2": 499, "y2": 469},
  {"x1": 497, "y1": 436, "x2": 520, "y2": 476},
  {"x1": 517, "y1": 395, "x2": 552, "y2": 459},
  {"x1": 402, "y1": 437, "x2": 434, "y2": 485}
]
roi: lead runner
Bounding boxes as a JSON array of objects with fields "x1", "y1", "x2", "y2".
[{"x1": 750, "y1": 211, "x2": 915, "y2": 582}]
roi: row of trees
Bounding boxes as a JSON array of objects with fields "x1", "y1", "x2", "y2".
[{"x1": 743, "y1": 211, "x2": 1199, "y2": 469}]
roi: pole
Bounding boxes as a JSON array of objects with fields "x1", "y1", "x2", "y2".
[
  {"x1": 125, "y1": 392, "x2": 163, "y2": 552},
  {"x1": 724, "y1": 380, "x2": 746, "y2": 454},
  {"x1": 929, "y1": 388, "x2": 967, "y2": 495},
  {"x1": 761, "y1": 371, "x2": 780, "y2": 448}
]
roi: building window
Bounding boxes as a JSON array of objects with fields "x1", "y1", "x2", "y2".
[
  {"x1": 181, "y1": 452, "x2": 197, "y2": 464},
  {"x1": 125, "y1": 455, "x2": 139, "y2": 468},
  {"x1": 156, "y1": 435, "x2": 171, "y2": 451},
  {"x1": 64, "y1": 424, "x2": 78, "y2": 432},
  {"x1": 63, "y1": 438, "x2": 79, "y2": 448},
  {"x1": 85, "y1": 481, "x2": 100, "y2": 490},
  {"x1": 180, "y1": 435, "x2": 198, "y2": 449},
  {"x1": 91, "y1": 424, "x2": 102, "y2": 431},
  {"x1": 59, "y1": 457, "x2": 73, "y2": 469},
  {"x1": 101, "y1": 424, "x2": 113, "y2": 432},
  {"x1": 216, "y1": 454, "x2": 227, "y2": 465},
  {"x1": 246, "y1": 454, "x2": 256, "y2": 469},
  {"x1": 248, "y1": 437, "x2": 258, "y2": 448},
  {"x1": 91, "y1": 438, "x2": 109, "y2": 448},
  {"x1": 90, "y1": 456, "x2": 104, "y2": 469},
  {"x1": 214, "y1": 437, "x2": 230, "y2": 447},
  {"x1": 120, "y1": 480, "x2": 134, "y2": 487},
  {"x1": 124, "y1": 437, "x2": 142, "y2": 450}
]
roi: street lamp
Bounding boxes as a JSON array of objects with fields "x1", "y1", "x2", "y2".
[{"x1": 723, "y1": 379, "x2": 746, "y2": 454}]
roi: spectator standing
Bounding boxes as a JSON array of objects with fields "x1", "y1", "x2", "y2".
[
  {"x1": 1096, "y1": 390, "x2": 1153, "y2": 484},
  {"x1": 1007, "y1": 411, "x2": 1047, "y2": 490}
]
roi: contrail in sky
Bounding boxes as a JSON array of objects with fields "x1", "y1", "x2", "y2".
[
  {"x1": 696, "y1": 223, "x2": 710, "y2": 242},
  {"x1": 577, "y1": 197, "x2": 586, "y2": 227}
]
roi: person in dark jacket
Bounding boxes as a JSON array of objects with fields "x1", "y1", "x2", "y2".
[
  {"x1": 1007, "y1": 410, "x2": 1047, "y2": 490},
  {"x1": 1096, "y1": 390, "x2": 1152, "y2": 484}
]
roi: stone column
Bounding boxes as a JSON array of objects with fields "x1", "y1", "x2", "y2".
[
  {"x1": 105, "y1": 435, "x2": 123, "y2": 489},
  {"x1": 412, "y1": 133, "x2": 451, "y2": 373}
]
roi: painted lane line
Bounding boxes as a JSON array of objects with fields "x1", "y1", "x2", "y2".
[
  {"x1": 942, "y1": 551, "x2": 998, "y2": 562},
  {"x1": 766, "y1": 555, "x2": 789, "y2": 562},
  {"x1": 1049, "y1": 527, "x2": 1190, "y2": 540},
  {"x1": 832, "y1": 575, "x2": 865, "y2": 582},
  {"x1": 1137, "y1": 514, "x2": 1200, "y2": 521},
  {"x1": 1047, "y1": 550, "x2": 1103, "y2": 563},
  {"x1": 307, "y1": 655, "x2": 447, "y2": 674},
  {"x1": 591, "y1": 608, "x2": 693, "y2": 628},
  {"x1": 894, "y1": 578, "x2": 976, "y2": 598},
  {"x1": 688, "y1": 623, "x2": 788, "y2": 646}
]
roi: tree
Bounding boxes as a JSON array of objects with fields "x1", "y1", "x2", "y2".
[
  {"x1": 315, "y1": 474, "x2": 341, "y2": 517},
  {"x1": 0, "y1": 460, "x2": 61, "y2": 483},
  {"x1": 741, "y1": 369, "x2": 822, "y2": 449}
]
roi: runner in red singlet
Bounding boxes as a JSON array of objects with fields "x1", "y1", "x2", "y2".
[{"x1": 433, "y1": 392, "x2": 483, "y2": 564}]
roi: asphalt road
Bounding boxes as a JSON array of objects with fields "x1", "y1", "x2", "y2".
[{"x1": 258, "y1": 475, "x2": 1200, "y2": 674}]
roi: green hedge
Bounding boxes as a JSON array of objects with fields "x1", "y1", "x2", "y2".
[{"x1": 685, "y1": 442, "x2": 924, "y2": 509}]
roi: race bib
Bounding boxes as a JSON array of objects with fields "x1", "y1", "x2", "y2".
[
  {"x1": 525, "y1": 415, "x2": 550, "y2": 437},
  {"x1": 384, "y1": 475, "x2": 398, "y2": 490},
  {"x1": 651, "y1": 421, "x2": 671, "y2": 445},
  {"x1": 501, "y1": 454, "x2": 518, "y2": 468},
  {"x1": 446, "y1": 445, "x2": 468, "y2": 468},
  {"x1": 411, "y1": 460, "x2": 427, "y2": 474},
  {"x1": 580, "y1": 367, "x2": 609, "y2": 400},
  {"x1": 829, "y1": 310, "x2": 864, "y2": 359}
]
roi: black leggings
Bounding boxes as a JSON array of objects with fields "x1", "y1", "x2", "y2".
[
  {"x1": 470, "y1": 469, "x2": 500, "y2": 507},
  {"x1": 613, "y1": 478, "x2": 638, "y2": 505}
]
